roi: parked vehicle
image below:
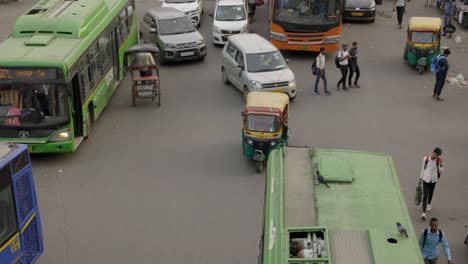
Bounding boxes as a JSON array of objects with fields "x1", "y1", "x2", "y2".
[
  {"x1": 160, "y1": 0, "x2": 204, "y2": 27},
  {"x1": 124, "y1": 44, "x2": 161, "y2": 107},
  {"x1": 209, "y1": 0, "x2": 249, "y2": 45},
  {"x1": 221, "y1": 34, "x2": 297, "y2": 100},
  {"x1": 455, "y1": 0, "x2": 468, "y2": 27},
  {"x1": 342, "y1": 0, "x2": 376, "y2": 23},
  {"x1": 140, "y1": 7, "x2": 207, "y2": 64},
  {"x1": 242, "y1": 92, "x2": 289, "y2": 173},
  {"x1": 403, "y1": 17, "x2": 442, "y2": 74}
]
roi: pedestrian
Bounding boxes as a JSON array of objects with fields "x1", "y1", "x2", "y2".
[
  {"x1": 418, "y1": 147, "x2": 444, "y2": 220},
  {"x1": 248, "y1": 0, "x2": 257, "y2": 23},
  {"x1": 393, "y1": 0, "x2": 407, "y2": 29},
  {"x1": 442, "y1": 0, "x2": 455, "y2": 37},
  {"x1": 419, "y1": 218, "x2": 453, "y2": 264},
  {"x1": 433, "y1": 49, "x2": 450, "y2": 101},
  {"x1": 336, "y1": 43, "x2": 350, "y2": 91},
  {"x1": 348, "y1": 41, "x2": 360, "y2": 88},
  {"x1": 314, "y1": 47, "x2": 330, "y2": 95}
]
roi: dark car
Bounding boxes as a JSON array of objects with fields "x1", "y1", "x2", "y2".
[{"x1": 342, "y1": 0, "x2": 376, "y2": 23}]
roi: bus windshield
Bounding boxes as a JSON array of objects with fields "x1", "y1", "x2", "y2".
[
  {"x1": 0, "y1": 84, "x2": 68, "y2": 128},
  {"x1": 246, "y1": 114, "x2": 281, "y2": 132},
  {"x1": 0, "y1": 167, "x2": 17, "y2": 247},
  {"x1": 274, "y1": 0, "x2": 340, "y2": 26}
]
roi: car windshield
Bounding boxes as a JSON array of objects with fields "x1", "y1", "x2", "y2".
[
  {"x1": 164, "y1": 0, "x2": 196, "y2": 3},
  {"x1": 246, "y1": 51, "x2": 287, "y2": 73},
  {"x1": 274, "y1": 0, "x2": 340, "y2": 25},
  {"x1": 411, "y1": 31, "x2": 438, "y2": 44},
  {"x1": 0, "y1": 83, "x2": 69, "y2": 128},
  {"x1": 216, "y1": 5, "x2": 247, "y2": 21},
  {"x1": 246, "y1": 114, "x2": 281, "y2": 132},
  {"x1": 158, "y1": 17, "x2": 196, "y2": 35}
]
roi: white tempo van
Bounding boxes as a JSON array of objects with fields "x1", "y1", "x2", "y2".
[
  {"x1": 210, "y1": 0, "x2": 248, "y2": 45},
  {"x1": 221, "y1": 34, "x2": 297, "y2": 100}
]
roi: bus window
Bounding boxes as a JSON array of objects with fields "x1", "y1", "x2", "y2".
[{"x1": 0, "y1": 165, "x2": 18, "y2": 248}]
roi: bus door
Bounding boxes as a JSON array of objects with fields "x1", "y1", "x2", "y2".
[
  {"x1": 110, "y1": 28, "x2": 120, "y2": 80},
  {"x1": 71, "y1": 75, "x2": 83, "y2": 137}
]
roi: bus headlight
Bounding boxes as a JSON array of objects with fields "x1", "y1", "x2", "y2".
[
  {"x1": 50, "y1": 128, "x2": 71, "y2": 142},
  {"x1": 250, "y1": 80, "x2": 263, "y2": 90},
  {"x1": 323, "y1": 36, "x2": 340, "y2": 44},
  {"x1": 271, "y1": 32, "x2": 287, "y2": 42}
]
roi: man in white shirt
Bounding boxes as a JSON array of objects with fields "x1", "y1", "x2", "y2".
[
  {"x1": 419, "y1": 147, "x2": 444, "y2": 220},
  {"x1": 337, "y1": 43, "x2": 350, "y2": 91},
  {"x1": 393, "y1": 0, "x2": 407, "y2": 29},
  {"x1": 314, "y1": 47, "x2": 330, "y2": 95}
]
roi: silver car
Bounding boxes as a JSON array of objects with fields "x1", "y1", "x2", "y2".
[{"x1": 140, "y1": 7, "x2": 207, "y2": 64}]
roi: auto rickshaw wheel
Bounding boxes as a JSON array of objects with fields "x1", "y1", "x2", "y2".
[
  {"x1": 418, "y1": 65, "x2": 424, "y2": 75},
  {"x1": 255, "y1": 161, "x2": 263, "y2": 174},
  {"x1": 132, "y1": 85, "x2": 136, "y2": 107}
]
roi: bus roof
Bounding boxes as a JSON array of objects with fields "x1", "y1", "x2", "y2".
[
  {"x1": 0, "y1": 0, "x2": 127, "y2": 68},
  {"x1": 265, "y1": 148, "x2": 424, "y2": 264}
]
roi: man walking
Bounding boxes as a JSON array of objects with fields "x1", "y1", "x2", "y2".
[
  {"x1": 419, "y1": 147, "x2": 444, "y2": 220},
  {"x1": 314, "y1": 47, "x2": 330, "y2": 95},
  {"x1": 433, "y1": 49, "x2": 450, "y2": 101},
  {"x1": 419, "y1": 218, "x2": 453, "y2": 264},
  {"x1": 348, "y1": 42, "x2": 360, "y2": 88},
  {"x1": 442, "y1": 0, "x2": 455, "y2": 37},
  {"x1": 393, "y1": 0, "x2": 407, "y2": 29},
  {"x1": 336, "y1": 44, "x2": 350, "y2": 91},
  {"x1": 248, "y1": 0, "x2": 257, "y2": 23}
]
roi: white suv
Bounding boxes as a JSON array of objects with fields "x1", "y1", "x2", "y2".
[
  {"x1": 210, "y1": 0, "x2": 248, "y2": 45},
  {"x1": 221, "y1": 34, "x2": 297, "y2": 100},
  {"x1": 160, "y1": 0, "x2": 204, "y2": 27}
]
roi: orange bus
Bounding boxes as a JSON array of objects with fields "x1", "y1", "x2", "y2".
[{"x1": 269, "y1": 0, "x2": 341, "y2": 52}]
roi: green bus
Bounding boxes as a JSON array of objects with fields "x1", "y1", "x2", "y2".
[
  {"x1": 0, "y1": 0, "x2": 138, "y2": 153},
  {"x1": 261, "y1": 147, "x2": 425, "y2": 264}
]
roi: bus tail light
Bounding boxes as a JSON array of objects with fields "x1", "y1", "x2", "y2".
[{"x1": 50, "y1": 128, "x2": 71, "y2": 142}]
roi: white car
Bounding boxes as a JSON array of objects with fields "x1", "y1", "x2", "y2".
[
  {"x1": 221, "y1": 34, "x2": 297, "y2": 100},
  {"x1": 160, "y1": 0, "x2": 203, "y2": 27},
  {"x1": 210, "y1": 0, "x2": 248, "y2": 45}
]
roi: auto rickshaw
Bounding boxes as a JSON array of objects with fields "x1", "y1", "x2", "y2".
[
  {"x1": 403, "y1": 17, "x2": 442, "y2": 74},
  {"x1": 124, "y1": 44, "x2": 161, "y2": 107},
  {"x1": 242, "y1": 92, "x2": 290, "y2": 173}
]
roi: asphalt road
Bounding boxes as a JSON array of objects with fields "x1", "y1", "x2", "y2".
[{"x1": 1, "y1": 0, "x2": 468, "y2": 263}]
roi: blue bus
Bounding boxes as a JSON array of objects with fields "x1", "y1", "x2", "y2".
[{"x1": 0, "y1": 143, "x2": 43, "y2": 264}]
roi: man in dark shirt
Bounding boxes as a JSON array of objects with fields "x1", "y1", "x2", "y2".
[
  {"x1": 433, "y1": 49, "x2": 450, "y2": 101},
  {"x1": 348, "y1": 42, "x2": 360, "y2": 88}
]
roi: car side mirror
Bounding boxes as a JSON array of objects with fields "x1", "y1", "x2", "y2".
[
  {"x1": 285, "y1": 58, "x2": 290, "y2": 64},
  {"x1": 209, "y1": 13, "x2": 214, "y2": 18}
]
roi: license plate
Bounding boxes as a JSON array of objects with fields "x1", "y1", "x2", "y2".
[
  {"x1": 258, "y1": 135, "x2": 266, "y2": 140},
  {"x1": 224, "y1": 34, "x2": 231, "y2": 38},
  {"x1": 271, "y1": 89, "x2": 284, "y2": 93},
  {"x1": 180, "y1": 51, "x2": 195, "y2": 57},
  {"x1": 28, "y1": 145, "x2": 32, "y2": 152},
  {"x1": 351, "y1": 12, "x2": 364, "y2": 16}
]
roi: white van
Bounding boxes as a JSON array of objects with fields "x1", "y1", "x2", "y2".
[
  {"x1": 210, "y1": 0, "x2": 248, "y2": 45},
  {"x1": 221, "y1": 34, "x2": 297, "y2": 100},
  {"x1": 160, "y1": 0, "x2": 203, "y2": 27}
]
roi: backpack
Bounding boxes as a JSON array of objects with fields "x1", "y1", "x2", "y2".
[
  {"x1": 334, "y1": 51, "x2": 342, "y2": 69},
  {"x1": 422, "y1": 228, "x2": 443, "y2": 248},
  {"x1": 424, "y1": 156, "x2": 441, "y2": 178},
  {"x1": 430, "y1": 55, "x2": 442, "y2": 74},
  {"x1": 311, "y1": 58, "x2": 317, "y2": 75}
]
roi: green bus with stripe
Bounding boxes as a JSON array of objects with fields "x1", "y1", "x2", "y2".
[
  {"x1": 261, "y1": 147, "x2": 425, "y2": 264},
  {"x1": 0, "y1": 0, "x2": 138, "y2": 153}
]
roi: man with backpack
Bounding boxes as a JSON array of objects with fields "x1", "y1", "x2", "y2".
[
  {"x1": 313, "y1": 47, "x2": 330, "y2": 95},
  {"x1": 348, "y1": 42, "x2": 360, "y2": 88},
  {"x1": 431, "y1": 49, "x2": 450, "y2": 101},
  {"x1": 419, "y1": 218, "x2": 453, "y2": 264},
  {"x1": 418, "y1": 147, "x2": 444, "y2": 220},
  {"x1": 442, "y1": 0, "x2": 456, "y2": 37},
  {"x1": 336, "y1": 43, "x2": 350, "y2": 91}
]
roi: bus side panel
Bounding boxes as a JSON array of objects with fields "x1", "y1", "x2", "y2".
[
  {"x1": 0, "y1": 234, "x2": 22, "y2": 264},
  {"x1": 13, "y1": 166, "x2": 43, "y2": 264}
]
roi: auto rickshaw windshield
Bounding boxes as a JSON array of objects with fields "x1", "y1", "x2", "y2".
[
  {"x1": 246, "y1": 114, "x2": 281, "y2": 132},
  {"x1": 411, "y1": 31, "x2": 438, "y2": 44}
]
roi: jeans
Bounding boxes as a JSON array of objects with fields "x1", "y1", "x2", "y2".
[
  {"x1": 337, "y1": 65, "x2": 348, "y2": 88},
  {"x1": 433, "y1": 72, "x2": 447, "y2": 96},
  {"x1": 424, "y1": 256, "x2": 438, "y2": 264},
  {"x1": 248, "y1": 3, "x2": 257, "y2": 17},
  {"x1": 422, "y1": 181, "x2": 437, "y2": 213},
  {"x1": 396, "y1": 6, "x2": 405, "y2": 26},
  {"x1": 315, "y1": 69, "x2": 328, "y2": 93},
  {"x1": 348, "y1": 65, "x2": 360, "y2": 85}
]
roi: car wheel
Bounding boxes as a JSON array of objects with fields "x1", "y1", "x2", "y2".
[
  {"x1": 370, "y1": 18, "x2": 375, "y2": 23},
  {"x1": 221, "y1": 67, "x2": 229, "y2": 84}
]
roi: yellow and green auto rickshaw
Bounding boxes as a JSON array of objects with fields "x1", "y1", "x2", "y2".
[
  {"x1": 403, "y1": 17, "x2": 442, "y2": 74},
  {"x1": 242, "y1": 92, "x2": 290, "y2": 173}
]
